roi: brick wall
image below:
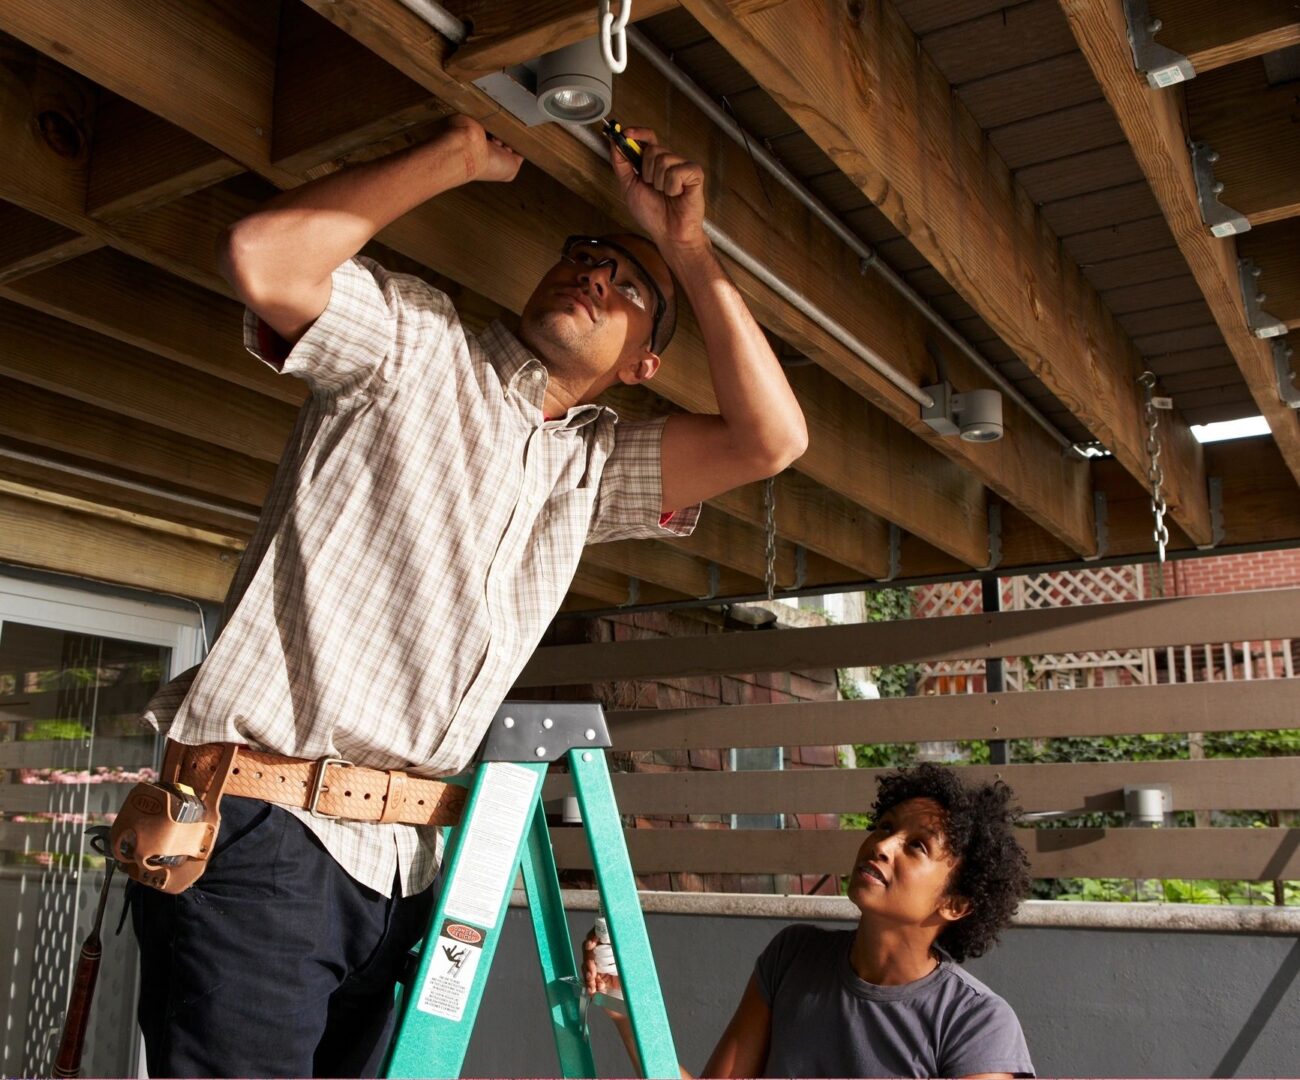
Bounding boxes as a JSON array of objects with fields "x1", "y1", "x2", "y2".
[
  {"x1": 1166, "y1": 548, "x2": 1300, "y2": 597},
  {"x1": 540, "y1": 606, "x2": 844, "y2": 895}
]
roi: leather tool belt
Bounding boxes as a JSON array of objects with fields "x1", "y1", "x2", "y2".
[{"x1": 110, "y1": 741, "x2": 467, "y2": 894}]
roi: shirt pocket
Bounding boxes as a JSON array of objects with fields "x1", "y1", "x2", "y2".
[{"x1": 531, "y1": 487, "x2": 598, "y2": 591}]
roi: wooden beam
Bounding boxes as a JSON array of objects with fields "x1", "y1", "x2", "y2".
[
  {"x1": 1061, "y1": 0, "x2": 1300, "y2": 492},
  {"x1": 566, "y1": 563, "x2": 687, "y2": 610},
  {"x1": 443, "y1": 0, "x2": 680, "y2": 81},
  {"x1": 516, "y1": 588, "x2": 1300, "y2": 684},
  {"x1": 0, "y1": 202, "x2": 99, "y2": 283},
  {"x1": 1237, "y1": 219, "x2": 1300, "y2": 329},
  {"x1": 0, "y1": 444, "x2": 257, "y2": 538},
  {"x1": 1148, "y1": 0, "x2": 1300, "y2": 74},
  {"x1": 87, "y1": 92, "x2": 241, "y2": 218},
  {"x1": 272, "y1": 2, "x2": 452, "y2": 175},
  {"x1": 669, "y1": 507, "x2": 859, "y2": 592},
  {"x1": 293, "y1": 0, "x2": 1008, "y2": 564},
  {"x1": 551, "y1": 827, "x2": 1300, "y2": 880},
  {"x1": 0, "y1": 36, "x2": 94, "y2": 230},
  {"x1": 1185, "y1": 58, "x2": 1300, "y2": 226},
  {"x1": 554, "y1": 758, "x2": 1300, "y2": 815},
  {"x1": 604, "y1": 679, "x2": 1300, "y2": 751},
  {"x1": 6, "y1": 4, "x2": 997, "y2": 570},
  {"x1": 682, "y1": 0, "x2": 1211, "y2": 545},
  {"x1": 0, "y1": 297, "x2": 296, "y2": 462},
  {"x1": 0, "y1": 1, "x2": 279, "y2": 175},
  {"x1": 583, "y1": 537, "x2": 762, "y2": 600},
  {"x1": 711, "y1": 473, "x2": 893, "y2": 581},
  {"x1": 0, "y1": 376, "x2": 274, "y2": 508},
  {"x1": 0, "y1": 248, "x2": 301, "y2": 404},
  {"x1": 0, "y1": 488, "x2": 238, "y2": 601}
]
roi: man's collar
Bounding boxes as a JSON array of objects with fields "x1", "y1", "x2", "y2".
[{"x1": 482, "y1": 319, "x2": 616, "y2": 429}]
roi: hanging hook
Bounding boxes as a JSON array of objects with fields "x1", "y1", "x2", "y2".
[{"x1": 599, "y1": 0, "x2": 632, "y2": 73}]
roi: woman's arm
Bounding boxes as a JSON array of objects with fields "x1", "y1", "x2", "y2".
[{"x1": 699, "y1": 975, "x2": 772, "y2": 1078}]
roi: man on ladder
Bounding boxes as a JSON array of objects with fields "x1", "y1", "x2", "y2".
[{"x1": 115, "y1": 110, "x2": 807, "y2": 1078}]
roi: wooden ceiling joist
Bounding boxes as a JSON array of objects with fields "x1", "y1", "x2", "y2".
[
  {"x1": 0, "y1": 1, "x2": 1005, "y2": 573},
  {"x1": 0, "y1": 249, "x2": 301, "y2": 404},
  {"x1": 1185, "y1": 58, "x2": 1300, "y2": 227},
  {"x1": 0, "y1": 298, "x2": 297, "y2": 462},
  {"x1": 0, "y1": 488, "x2": 239, "y2": 603},
  {"x1": 1061, "y1": 0, "x2": 1300, "y2": 489},
  {"x1": 293, "y1": 0, "x2": 1105, "y2": 565},
  {"x1": 1147, "y1": 0, "x2": 1300, "y2": 75},
  {"x1": 1237, "y1": 219, "x2": 1300, "y2": 331},
  {"x1": 442, "y1": 0, "x2": 680, "y2": 81},
  {"x1": 0, "y1": 377, "x2": 274, "y2": 509},
  {"x1": 682, "y1": 0, "x2": 1213, "y2": 547}
]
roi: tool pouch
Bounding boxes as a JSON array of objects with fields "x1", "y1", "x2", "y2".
[{"x1": 110, "y1": 742, "x2": 238, "y2": 894}]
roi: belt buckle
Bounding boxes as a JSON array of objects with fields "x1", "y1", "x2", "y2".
[{"x1": 308, "y1": 756, "x2": 353, "y2": 819}]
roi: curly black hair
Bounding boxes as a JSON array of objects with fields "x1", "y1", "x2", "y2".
[{"x1": 870, "y1": 763, "x2": 1030, "y2": 962}]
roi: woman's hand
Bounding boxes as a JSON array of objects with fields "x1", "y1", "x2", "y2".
[{"x1": 581, "y1": 927, "x2": 628, "y2": 1019}]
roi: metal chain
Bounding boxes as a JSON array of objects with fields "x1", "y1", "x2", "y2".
[
  {"x1": 599, "y1": 0, "x2": 631, "y2": 73},
  {"x1": 1137, "y1": 371, "x2": 1170, "y2": 598},
  {"x1": 763, "y1": 475, "x2": 777, "y2": 600}
]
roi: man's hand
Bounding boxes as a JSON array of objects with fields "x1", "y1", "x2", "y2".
[
  {"x1": 609, "y1": 127, "x2": 706, "y2": 251},
  {"x1": 444, "y1": 115, "x2": 524, "y2": 184}
]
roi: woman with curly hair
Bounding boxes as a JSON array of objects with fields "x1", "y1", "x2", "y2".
[{"x1": 586, "y1": 763, "x2": 1035, "y2": 1078}]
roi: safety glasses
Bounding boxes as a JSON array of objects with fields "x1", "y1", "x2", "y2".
[{"x1": 561, "y1": 235, "x2": 667, "y2": 353}]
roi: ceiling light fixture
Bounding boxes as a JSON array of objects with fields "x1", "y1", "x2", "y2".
[
  {"x1": 536, "y1": 36, "x2": 613, "y2": 123},
  {"x1": 920, "y1": 382, "x2": 1005, "y2": 442}
]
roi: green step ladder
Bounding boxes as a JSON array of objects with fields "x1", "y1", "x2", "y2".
[{"x1": 384, "y1": 702, "x2": 678, "y2": 1078}]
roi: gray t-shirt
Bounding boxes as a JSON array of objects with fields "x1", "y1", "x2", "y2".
[{"x1": 755, "y1": 925, "x2": 1034, "y2": 1078}]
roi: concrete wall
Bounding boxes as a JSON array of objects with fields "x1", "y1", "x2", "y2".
[{"x1": 464, "y1": 903, "x2": 1300, "y2": 1078}]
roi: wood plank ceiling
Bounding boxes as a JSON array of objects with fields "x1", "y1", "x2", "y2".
[{"x1": 0, "y1": 0, "x2": 1296, "y2": 611}]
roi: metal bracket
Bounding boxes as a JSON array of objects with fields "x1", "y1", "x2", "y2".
[
  {"x1": 1274, "y1": 337, "x2": 1300, "y2": 408},
  {"x1": 792, "y1": 545, "x2": 807, "y2": 591},
  {"x1": 480, "y1": 702, "x2": 611, "y2": 763},
  {"x1": 700, "y1": 561, "x2": 720, "y2": 601},
  {"x1": 1197, "y1": 476, "x2": 1224, "y2": 551},
  {"x1": 1082, "y1": 491, "x2": 1109, "y2": 561},
  {"x1": 980, "y1": 503, "x2": 1002, "y2": 572},
  {"x1": 1238, "y1": 258, "x2": 1288, "y2": 339},
  {"x1": 879, "y1": 523, "x2": 902, "y2": 582},
  {"x1": 620, "y1": 576, "x2": 640, "y2": 608},
  {"x1": 1190, "y1": 142, "x2": 1249, "y2": 237},
  {"x1": 1123, "y1": 0, "x2": 1195, "y2": 87}
]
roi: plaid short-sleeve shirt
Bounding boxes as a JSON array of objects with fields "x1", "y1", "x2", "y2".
[{"x1": 144, "y1": 256, "x2": 699, "y2": 896}]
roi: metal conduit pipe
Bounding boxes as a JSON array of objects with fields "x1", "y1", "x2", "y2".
[
  {"x1": 0, "y1": 446, "x2": 261, "y2": 523},
  {"x1": 564, "y1": 122, "x2": 932, "y2": 405},
  {"x1": 626, "y1": 28, "x2": 1078, "y2": 453},
  {"x1": 396, "y1": 0, "x2": 1066, "y2": 426},
  {"x1": 394, "y1": 0, "x2": 928, "y2": 404}
]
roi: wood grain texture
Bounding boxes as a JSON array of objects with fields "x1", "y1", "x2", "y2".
[{"x1": 682, "y1": 0, "x2": 1211, "y2": 543}]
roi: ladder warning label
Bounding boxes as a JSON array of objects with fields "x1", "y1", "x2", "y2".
[
  {"x1": 417, "y1": 921, "x2": 486, "y2": 1022},
  {"x1": 442, "y1": 761, "x2": 537, "y2": 929}
]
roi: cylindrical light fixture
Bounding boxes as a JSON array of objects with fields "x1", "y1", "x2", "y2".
[{"x1": 537, "y1": 37, "x2": 613, "y2": 123}]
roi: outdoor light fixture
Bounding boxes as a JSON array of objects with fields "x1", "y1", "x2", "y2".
[
  {"x1": 920, "y1": 382, "x2": 1005, "y2": 442},
  {"x1": 1124, "y1": 784, "x2": 1172, "y2": 827},
  {"x1": 536, "y1": 36, "x2": 614, "y2": 123}
]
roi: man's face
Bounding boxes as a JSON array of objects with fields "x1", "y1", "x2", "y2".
[
  {"x1": 519, "y1": 233, "x2": 672, "y2": 386},
  {"x1": 846, "y1": 797, "x2": 967, "y2": 929}
]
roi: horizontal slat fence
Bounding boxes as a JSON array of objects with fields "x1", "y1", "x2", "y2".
[
  {"x1": 528, "y1": 588, "x2": 1300, "y2": 884},
  {"x1": 544, "y1": 758, "x2": 1300, "y2": 815},
  {"x1": 517, "y1": 588, "x2": 1300, "y2": 685},
  {"x1": 550, "y1": 828, "x2": 1300, "y2": 880},
  {"x1": 601, "y1": 679, "x2": 1297, "y2": 750}
]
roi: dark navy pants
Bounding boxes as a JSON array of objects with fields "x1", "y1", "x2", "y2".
[{"x1": 130, "y1": 796, "x2": 437, "y2": 1078}]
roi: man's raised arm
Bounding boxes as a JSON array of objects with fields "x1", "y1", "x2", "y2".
[
  {"x1": 218, "y1": 115, "x2": 522, "y2": 345},
  {"x1": 610, "y1": 127, "x2": 808, "y2": 513}
]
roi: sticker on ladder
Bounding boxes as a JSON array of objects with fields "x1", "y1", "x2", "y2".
[
  {"x1": 417, "y1": 921, "x2": 486, "y2": 1021},
  {"x1": 442, "y1": 761, "x2": 538, "y2": 929}
]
